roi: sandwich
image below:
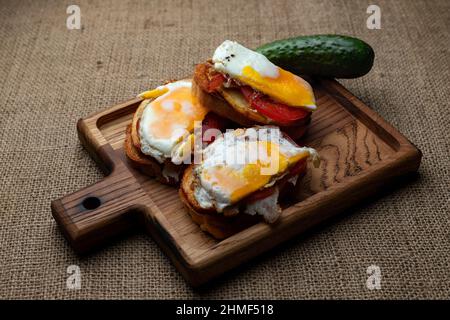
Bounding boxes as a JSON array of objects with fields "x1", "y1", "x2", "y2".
[
  {"x1": 124, "y1": 79, "x2": 228, "y2": 185},
  {"x1": 180, "y1": 126, "x2": 320, "y2": 239},
  {"x1": 193, "y1": 40, "x2": 317, "y2": 140}
]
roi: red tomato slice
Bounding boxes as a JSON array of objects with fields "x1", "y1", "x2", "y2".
[
  {"x1": 240, "y1": 86, "x2": 310, "y2": 126},
  {"x1": 288, "y1": 159, "x2": 307, "y2": 176},
  {"x1": 244, "y1": 186, "x2": 277, "y2": 204},
  {"x1": 202, "y1": 112, "x2": 228, "y2": 144}
]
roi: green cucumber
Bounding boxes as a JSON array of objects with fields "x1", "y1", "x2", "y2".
[{"x1": 256, "y1": 34, "x2": 374, "y2": 79}]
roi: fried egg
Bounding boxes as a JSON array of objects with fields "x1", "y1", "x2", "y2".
[
  {"x1": 212, "y1": 40, "x2": 316, "y2": 111},
  {"x1": 138, "y1": 80, "x2": 208, "y2": 163},
  {"x1": 193, "y1": 127, "x2": 319, "y2": 218}
]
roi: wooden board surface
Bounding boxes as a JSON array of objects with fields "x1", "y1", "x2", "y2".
[{"x1": 51, "y1": 78, "x2": 421, "y2": 286}]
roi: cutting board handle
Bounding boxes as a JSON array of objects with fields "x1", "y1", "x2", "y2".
[{"x1": 51, "y1": 156, "x2": 149, "y2": 253}]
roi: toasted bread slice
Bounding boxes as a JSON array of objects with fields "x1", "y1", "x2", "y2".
[
  {"x1": 179, "y1": 165, "x2": 260, "y2": 239},
  {"x1": 131, "y1": 99, "x2": 148, "y2": 149},
  {"x1": 193, "y1": 63, "x2": 311, "y2": 140},
  {"x1": 180, "y1": 150, "x2": 310, "y2": 239},
  {"x1": 124, "y1": 124, "x2": 181, "y2": 185}
]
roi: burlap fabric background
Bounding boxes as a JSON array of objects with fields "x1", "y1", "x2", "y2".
[{"x1": 0, "y1": 0, "x2": 448, "y2": 299}]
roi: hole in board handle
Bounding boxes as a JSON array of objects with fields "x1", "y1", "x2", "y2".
[{"x1": 82, "y1": 197, "x2": 101, "y2": 210}]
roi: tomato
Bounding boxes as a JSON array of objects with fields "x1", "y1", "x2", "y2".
[
  {"x1": 240, "y1": 86, "x2": 310, "y2": 126},
  {"x1": 288, "y1": 159, "x2": 307, "y2": 176},
  {"x1": 244, "y1": 186, "x2": 277, "y2": 204},
  {"x1": 201, "y1": 112, "x2": 228, "y2": 144}
]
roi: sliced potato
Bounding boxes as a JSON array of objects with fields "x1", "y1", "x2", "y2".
[{"x1": 218, "y1": 88, "x2": 270, "y2": 124}]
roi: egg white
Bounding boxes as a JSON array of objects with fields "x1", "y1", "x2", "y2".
[
  {"x1": 213, "y1": 40, "x2": 279, "y2": 79},
  {"x1": 139, "y1": 80, "x2": 206, "y2": 164}
]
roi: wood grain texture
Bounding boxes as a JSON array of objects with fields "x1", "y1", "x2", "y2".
[{"x1": 51, "y1": 79, "x2": 421, "y2": 286}]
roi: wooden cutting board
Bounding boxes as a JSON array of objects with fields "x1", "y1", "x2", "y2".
[{"x1": 51, "y1": 78, "x2": 421, "y2": 286}]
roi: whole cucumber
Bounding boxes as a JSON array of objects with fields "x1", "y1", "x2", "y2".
[{"x1": 256, "y1": 34, "x2": 374, "y2": 79}]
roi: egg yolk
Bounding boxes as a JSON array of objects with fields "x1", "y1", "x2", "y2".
[
  {"x1": 239, "y1": 66, "x2": 316, "y2": 110},
  {"x1": 145, "y1": 86, "x2": 208, "y2": 139},
  {"x1": 201, "y1": 141, "x2": 308, "y2": 204}
]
